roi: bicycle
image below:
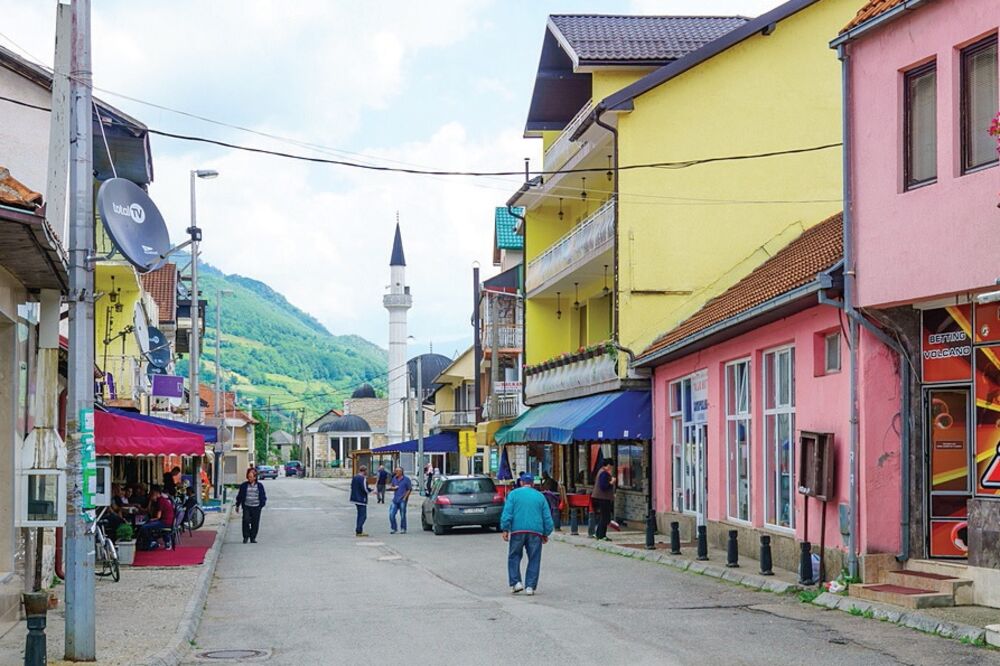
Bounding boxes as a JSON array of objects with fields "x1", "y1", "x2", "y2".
[{"x1": 90, "y1": 507, "x2": 120, "y2": 583}]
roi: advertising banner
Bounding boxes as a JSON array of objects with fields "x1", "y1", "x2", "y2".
[
  {"x1": 691, "y1": 369, "x2": 708, "y2": 424},
  {"x1": 80, "y1": 408, "x2": 96, "y2": 509},
  {"x1": 151, "y1": 374, "x2": 185, "y2": 398},
  {"x1": 973, "y1": 347, "x2": 1000, "y2": 496},
  {"x1": 921, "y1": 306, "x2": 973, "y2": 383}
]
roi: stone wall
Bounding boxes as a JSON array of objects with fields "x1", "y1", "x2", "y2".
[{"x1": 968, "y1": 498, "x2": 1000, "y2": 569}]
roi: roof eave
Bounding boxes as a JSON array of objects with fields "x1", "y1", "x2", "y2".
[
  {"x1": 829, "y1": 0, "x2": 931, "y2": 48},
  {"x1": 634, "y1": 279, "x2": 827, "y2": 368}
]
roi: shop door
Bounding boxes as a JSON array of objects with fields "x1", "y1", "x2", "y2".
[{"x1": 926, "y1": 387, "x2": 972, "y2": 558}]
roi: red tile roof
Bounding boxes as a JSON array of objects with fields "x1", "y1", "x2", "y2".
[
  {"x1": 199, "y1": 385, "x2": 258, "y2": 424},
  {"x1": 0, "y1": 167, "x2": 42, "y2": 210},
  {"x1": 842, "y1": 0, "x2": 906, "y2": 33},
  {"x1": 638, "y1": 213, "x2": 843, "y2": 361},
  {"x1": 140, "y1": 264, "x2": 177, "y2": 323}
]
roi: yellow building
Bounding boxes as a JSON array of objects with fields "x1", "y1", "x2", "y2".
[
  {"x1": 504, "y1": 2, "x2": 857, "y2": 520},
  {"x1": 429, "y1": 347, "x2": 482, "y2": 474}
]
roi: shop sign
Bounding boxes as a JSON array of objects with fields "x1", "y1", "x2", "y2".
[
  {"x1": 921, "y1": 306, "x2": 972, "y2": 383},
  {"x1": 691, "y1": 369, "x2": 708, "y2": 424}
]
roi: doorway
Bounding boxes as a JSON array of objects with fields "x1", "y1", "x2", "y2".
[{"x1": 926, "y1": 387, "x2": 972, "y2": 558}]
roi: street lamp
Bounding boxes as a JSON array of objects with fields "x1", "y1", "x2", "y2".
[{"x1": 188, "y1": 168, "x2": 219, "y2": 426}]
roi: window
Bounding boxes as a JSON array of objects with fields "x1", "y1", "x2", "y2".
[
  {"x1": 725, "y1": 360, "x2": 752, "y2": 522},
  {"x1": 617, "y1": 444, "x2": 645, "y2": 490},
  {"x1": 824, "y1": 332, "x2": 841, "y2": 374},
  {"x1": 962, "y1": 36, "x2": 998, "y2": 173},
  {"x1": 904, "y1": 62, "x2": 937, "y2": 189},
  {"x1": 764, "y1": 347, "x2": 796, "y2": 530},
  {"x1": 670, "y1": 376, "x2": 706, "y2": 516}
]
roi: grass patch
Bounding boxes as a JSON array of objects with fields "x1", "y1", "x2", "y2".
[
  {"x1": 798, "y1": 589, "x2": 821, "y2": 603},
  {"x1": 847, "y1": 606, "x2": 864, "y2": 617}
]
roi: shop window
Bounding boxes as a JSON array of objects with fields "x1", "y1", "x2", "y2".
[
  {"x1": 961, "y1": 36, "x2": 998, "y2": 174},
  {"x1": 617, "y1": 444, "x2": 644, "y2": 491},
  {"x1": 725, "y1": 360, "x2": 752, "y2": 522},
  {"x1": 764, "y1": 347, "x2": 796, "y2": 530},
  {"x1": 904, "y1": 61, "x2": 937, "y2": 189},
  {"x1": 671, "y1": 373, "x2": 707, "y2": 517}
]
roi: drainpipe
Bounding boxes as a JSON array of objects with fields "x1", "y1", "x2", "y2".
[{"x1": 837, "y1": 43, "x2": 862, "y2": 579}]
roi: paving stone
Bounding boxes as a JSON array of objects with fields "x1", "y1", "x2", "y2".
[
  {"x1": 870, "y1": 604, "x2": 905, "y2": 624},
  {"x1": 840, "y1": 599, "x2": 872, "y2": 614},
  {"x1": 935, "y1": 622, "x2": 962, "y2": 639},
  {"x1": 761, "y1": 579, "x2": 794, "y2": 594},
  {"x1": 703, "y1": 565, "x2": 726, "y2": 579},
  {"x1": 721, "y1": 569, "x2": 744, "y2": 584},
  {"x1": 688, "y1": 561, "x2": 709, "y2": 574},
  {"x1": 984, "y1": 624, "x2": 1000, "y2": 648},
  {"x1": 739, "y1": 575, "x2": 765, "y2": 590}
]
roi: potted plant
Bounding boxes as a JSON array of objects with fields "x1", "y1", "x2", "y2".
[{"x1": 115, "y1": 523, "x2": 136, "y2": 566}]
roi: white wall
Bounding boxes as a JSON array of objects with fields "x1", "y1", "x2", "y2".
[{"x1": 0, "y1": 67, "x2": 52, "y2": 196}]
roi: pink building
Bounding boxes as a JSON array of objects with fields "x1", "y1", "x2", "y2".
[
  {"x1": 635, "y1": 216, "x2": 901, "y2": 576},
  {"x1": 835, "y1": 0, "x2": 1000, "y2": 605}
]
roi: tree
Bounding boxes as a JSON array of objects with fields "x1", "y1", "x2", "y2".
[{"x1": 253, "y1": 408, "x2": 270, "y2": 465}]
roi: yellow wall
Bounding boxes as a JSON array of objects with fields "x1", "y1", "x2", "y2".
[
  {"x1": 433, "y1": 386, "x2": 455, "y2": 413},
  {"x1": 590, "y1": 70, "x2": 648, "y2": 102},
  {"x1": 615, "y1": 0, "x2": 853, "y2": 353},
  {"x1": 95, "y1": 264, "x2": 143, "y2": 367}
]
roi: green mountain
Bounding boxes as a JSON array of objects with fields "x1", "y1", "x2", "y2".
[{"x1": 174, "y1": 261, "x2": 387, "y2": 425}]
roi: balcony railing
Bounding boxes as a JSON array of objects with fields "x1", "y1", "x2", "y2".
[
  {"x1": 524, "y1": 351, "x2": 620, "y2": 403},
  {"x1": 543, "y1": 100, "x2": 594, "y2": 173},
  {"x1": 98, "y1": 354, "x2": 147, "y2": 403},
  {"x1": 484, "y1": 394, "x2": 522, "y2": 420},
  {"x1": 526, "y1": 197, "x2": 615, "y2": 294},
  {"x1": 482, "y1": 326, "x2": 522, "y2": 350},
  {"x1": 435, "y1": 410, "x2": 476, "y2": 428}
]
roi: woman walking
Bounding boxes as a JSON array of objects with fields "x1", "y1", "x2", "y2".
[{"x1": 236, "y1": 467, "x2": 268, "y2": 544}]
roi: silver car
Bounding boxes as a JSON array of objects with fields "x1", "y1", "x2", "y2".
[{"x1": 421, "y1": 475, "x2": 504, "y2": 535}]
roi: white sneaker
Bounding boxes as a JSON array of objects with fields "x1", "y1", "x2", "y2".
[
  {"x1": 525, "y1": 587, "x2": 535, "y2": 596},
  {"x1": 510, "y1": 582, "x2": 524, "y2": 594}
]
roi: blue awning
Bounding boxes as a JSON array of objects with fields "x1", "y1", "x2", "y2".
[
  {"x1": 107, "y1": 408, "x2": 218, "y2": 443},
  {"x1": 371, "y1": 431, "x2": 458, "y2": 454},
  {"x1": 495, "y1": 391, "x2": 651, "y2": 445}
]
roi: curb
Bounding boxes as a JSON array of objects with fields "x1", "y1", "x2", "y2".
[
  {"x1": 810, "y1": 592, "x2": 988, "y2": 645},
  {"x1": 135, "y1": 504, "x2": 233, "y2": 666},
  {"x1": 550, "y1": 533, "x2": 799, "y2": 595}
]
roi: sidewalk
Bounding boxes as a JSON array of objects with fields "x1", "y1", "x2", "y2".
[
  {"x1": 554, "y1": 528, "x2": 999, "y2": 647},
  {"x1": 0, "y1": 507, "x2": 231, "y2": 666}
]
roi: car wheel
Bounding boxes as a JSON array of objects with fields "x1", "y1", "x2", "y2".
[
  {"x1": 432, "y1": 517, "x2": 445, "y2": 536},
  {"x1": 421, "y1": 515, "x2": 432, "y2": 532},
  {"x1": 494, "y1": 524, "x2": 503, "y2": 532}
]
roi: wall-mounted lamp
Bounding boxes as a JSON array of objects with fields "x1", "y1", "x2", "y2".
[
  {"x1": 555, "y1": 292, "x2": 562, "y2": 320},
  {"x1": 558, "y1": 197, "x2": 564, "y2": 221},
  {"x1": 606, "y1": 155, "x2": 613, "y2": 182},
  {"x1": 603, "y1": 265, "x2": 610, "y2": 296},
  {"x1": 580, "y1": 177, "x2": 587, "y2": 201},
  {"x1": 573, "y1": 282, "x2": 580, "y2": 311}
]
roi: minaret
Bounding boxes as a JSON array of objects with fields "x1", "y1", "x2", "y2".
[{"x1": 384, "y1": 221, "x2": 411, "y2": 444}]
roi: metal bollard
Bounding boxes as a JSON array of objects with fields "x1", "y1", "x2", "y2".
[
  {"x1": 669, "y1": 521, "x2": 681, "y2": 555},
  {"x1": 587, "y1": 510, "x2": 596, "y2": 538},
  {"x1": 569, "y1": 507, "x2": 579, "y2": 535},
  {"x1": 645, "y1": 513, "x2": 656, "y2": 550},
  {"x1": 759, "y1": 534, "x2": 774, "y2": 576},
  {"x1": 22, "y1": 592, "x2": 48, "y2": 666},
  {"x1": 726, "y1": 529, "x2": 739, "y2": 568},
  {"x1": 798, "y1": 541, "x2": 815, "y2": 585},
  {"x1": 696, "y1": 525, "x2": 709, "y2": 560}
]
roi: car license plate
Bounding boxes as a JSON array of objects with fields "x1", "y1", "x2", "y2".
[{"x1": 462, "y1": 508, "x2": 486, "y2": 514}]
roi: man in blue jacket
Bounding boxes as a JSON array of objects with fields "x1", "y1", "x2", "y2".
[
  {"x1": 350, "y1": 465, "x2": 371, "y2": 537},
  {"x1": 500, "y1": 474, "x2": 554, "y2": 596}
]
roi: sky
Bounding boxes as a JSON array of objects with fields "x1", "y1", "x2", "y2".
[{"x1": 0, "y1": 0, "x2": 781, "y2": 357}]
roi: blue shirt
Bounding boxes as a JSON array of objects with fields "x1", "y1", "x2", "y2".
[
  {"x1": 391, "y1": 475, "x2": 412, "y2": 503},
  {"x1": 377, "y1": 469, "x2": 389, "y2": 485}
]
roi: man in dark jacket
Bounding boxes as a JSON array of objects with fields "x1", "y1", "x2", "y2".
[
  {"x1": 591, "y1": 459, "x2": 616, "y2": 541},
  {"x1": 235, "y1": 468, "x2": 267, "y2": 544},
  {"x1": 375, "y1": 465, "x2": 389, "y2": 504},
  {"x1": 350, "y1": 465, "x2": 371, "y2": 536}
]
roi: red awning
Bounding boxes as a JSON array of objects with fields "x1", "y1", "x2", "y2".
[{"x1": 95, "y1": 410, "x2": 204, "y2": 457}]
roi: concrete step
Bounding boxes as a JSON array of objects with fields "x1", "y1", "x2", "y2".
[
  {"x1": 849, "y1": 583, "x2": 954, "y2": 609},
  {"x1": 902, "y1": 559, "x2": 976, "y2": 604},
  {"x1": 885, "y1": 570, "x2": 973, "y2": 596}
]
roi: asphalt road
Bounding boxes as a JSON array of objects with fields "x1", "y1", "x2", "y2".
[{"x1": 183, "y1": 478, "x2": 999, "y2": 666}]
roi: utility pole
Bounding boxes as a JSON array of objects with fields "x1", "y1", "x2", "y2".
[
  {"x1": 416, "y1": 355, "x2": 424, "y2": 494},
  {"x1": 188, "y1": 182, "x2": 201, "y2": 427},
  {"x1": 489, "y1": 291, "x2": 500, "y2": 476},
  {"x1": 65, "y1": 0, "x2": 96, "y2": 658},
  {"x1": 299, "y1": 408, "x2": 306, "y2": 476},
  {"x1": 266, "y1": 396, "x2": 272, "y2": 467}
]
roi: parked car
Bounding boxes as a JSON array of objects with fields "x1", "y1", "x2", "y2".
[
  {"x1": 421, "y1": 475, "x2": 503, "y2": 535},
  {"x1": 284, "y1": 461, "x2": 304, "y2": 477},
  {"x1": 257, "y1": 465, "x2": 278, "y2": 480}
]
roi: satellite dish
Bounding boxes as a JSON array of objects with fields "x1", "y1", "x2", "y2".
[
  {"x1": 146, "y1": 363, "x2": 168, "y2": 379},
  {"x1": 96, "y1": 178, "x2": 170, "y2": 273},
  {"x1": 132, "y1": 302, "x2": 150, "y2": 355},
  {"x1": 147, "y1": 326, "x2": 171, "y2": 368}
]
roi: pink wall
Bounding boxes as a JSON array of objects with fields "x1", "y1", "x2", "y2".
[
  {"x1": 651, "y1": 304, "x2": 901, "y2": 555},
  {"x1": 848, "y1": 0, "x2": 999, "y2": 308}
]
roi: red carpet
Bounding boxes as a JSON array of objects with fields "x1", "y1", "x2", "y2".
[{"x1": 132, "y1": 529, "x2": 217, "y2": 567}]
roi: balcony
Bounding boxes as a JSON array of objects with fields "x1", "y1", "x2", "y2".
[
  {"x1": 524, "y1": 345, "x2": 640, "y2": 404},
  {"x1": 482, "y1": 326, "x2": 522, "y2": 350},
  {"x1": 98, "y1": 355, "x2": 148, "y2": 404},
  {"x1": 434, "y1": 410, "x2": 476, "y2": 429},
  {"x1": 484, "y1": 393, "x2": 522, "y2": 420},
  {"x1": 543, "y1": 100, "x2": 593, "y2": 173},
  {"x1": 526, "y1": 197, "x2": 615, "y2": 296}
]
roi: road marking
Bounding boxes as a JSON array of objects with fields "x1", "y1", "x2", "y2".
[
  {"x1": 355, "y1": 541, "x2": 385, "y2": 547},
  {"x1": 377, "y1": 555, "x2": 402, "y2": 561}
]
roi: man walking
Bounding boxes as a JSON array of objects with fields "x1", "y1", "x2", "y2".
[
  {"x1": 388, "y1": 467, "x2": 412, "y2": 534},
  {"x1": 350, "y1": 465, "x2": 371, "y2": 537},
  {"x1": 500, "y1": 474, "x2": 554, "y2": 596},
  {"x1": 376, "y1": 465, "x2": 389, "y2": 504},
  {"x1": 235, "y1": 467, "x2": 267, "y2": 544},
  {"x1": 591, "y1": 459, "x2": 616, "y2": 541}
]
